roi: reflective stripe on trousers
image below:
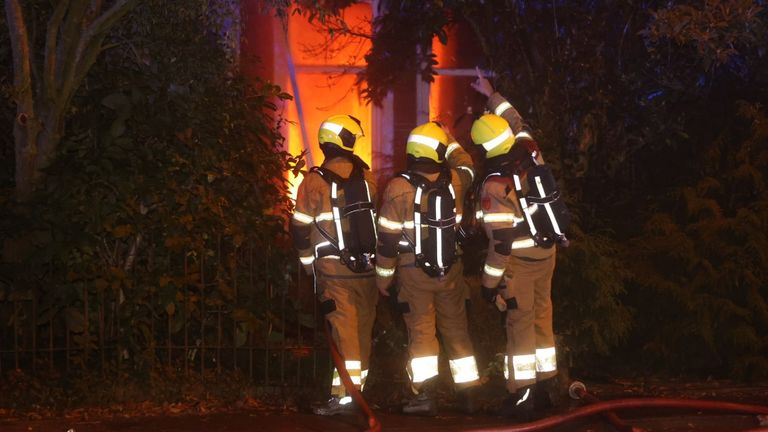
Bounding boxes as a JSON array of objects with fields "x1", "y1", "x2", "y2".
[
  {"x1": 449, "y1": 355, "x2": 480, "y2": 384},
  {"x1": 503, "y1": 346, "x2": 557, "y2": 380},
  {"x1": 409, "y1": 355, "x2": 439, "y2": 384}
]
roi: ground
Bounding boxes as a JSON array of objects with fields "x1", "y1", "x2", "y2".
[{"x1": 1, "y1": 378, "x2": 767, "y2": 432}]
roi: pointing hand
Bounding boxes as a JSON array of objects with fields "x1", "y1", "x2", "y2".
[{"x1": 470, "y1": 66, "x2": 494, "y2": 97}]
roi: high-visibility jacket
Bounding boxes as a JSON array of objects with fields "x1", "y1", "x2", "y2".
[
  {"x1": 290, "y1": 155, "x2": 378, "y2": 397},
  {"x1": 479, "y1": 93, "x2": 555, "y2": 289},
  {"x1": 374, "y1": 141, "x2": 474, "y2": 287},
  {"x1": 479, "y1": 93, "x2": 558, "y2": 392},
  {"x1": 290, "y1": 156, "x2": 377, "y2": 276},
  {"x1": 375, "y1": 142, "x2": 479, "y2": 390}
]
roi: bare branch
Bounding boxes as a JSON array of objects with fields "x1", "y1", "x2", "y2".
[
  {"x1": 60, "y1": 0, "x2": 138, "y2": 106},
  {"x1": 57, "y1": 0, "x2": 90, "y2": 84},
  {"x1": 84, "y1": 0, "x2": 138, "y2": 41},
  {"x1": 44, "y1": 0, "x2": 72, "y2": 102},
  {"x1": 4, "y1": 0, "x2": 33, "y2": 103}
]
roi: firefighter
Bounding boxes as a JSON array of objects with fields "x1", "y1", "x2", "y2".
[
  {"x1": 375, "y1": 121, "x2": 480, "y2": 415},
  {"x1": 470, "y1": 73, "x2": 559, "y2": 419},
  {"x1": 290, "y1": 114, "x2": 379, "y2": 416}
]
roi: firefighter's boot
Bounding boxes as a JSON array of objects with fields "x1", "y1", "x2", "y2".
[
  {"x1": 311, "y1": 396, "x2": 356, "y2": 416},
  {"x1": 534, "y1": 377, "x2": 556, "y2": 410},
  {"x1": 498, "y1": 385, "x2": 537, "y2": 421}
]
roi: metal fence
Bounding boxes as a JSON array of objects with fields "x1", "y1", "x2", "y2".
[{"x1": 0, "y1": 247, "x2": 330, "y2": 390}]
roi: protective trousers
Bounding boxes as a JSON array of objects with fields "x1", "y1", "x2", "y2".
[
  {"x1": 502, "y1": 253, "x2": 557, "y2": 393},
  {"x1": 397, "y1": 262, "x2": 479, "y2": 392},
  {"x1": 316, "y1": 260, "x2": 378, "y2": 398}
]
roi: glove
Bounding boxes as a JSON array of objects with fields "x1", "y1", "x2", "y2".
[{"x1": 483, "y1": 285, "x2": 508, "y2": 312}]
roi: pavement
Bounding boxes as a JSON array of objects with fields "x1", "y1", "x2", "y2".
[
  {"x1": 1, "y1": 405, "x2": 767, "y2": 432},
  {"x1": 2, "y1": 379, "x2": 768, "y2": 432}
]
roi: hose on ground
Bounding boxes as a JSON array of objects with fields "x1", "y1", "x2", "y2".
[{"x1": 468, "y1": 394, "x2": 768, "y2": 432}]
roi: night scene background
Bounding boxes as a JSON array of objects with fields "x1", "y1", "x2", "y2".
[{"x1": 0, "y1": 0, "x2": 767, "y2": 428}]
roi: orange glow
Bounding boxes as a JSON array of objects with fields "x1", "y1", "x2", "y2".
[
  {"x1": 285, "y1": 4, "x2": 373, "y2": 199},
  {"x1": 430, "y1": 34, "x2": 457, "y2": 123},
  {"x1": 289, "y1": 4, "x2": 371, "y2": 66}
]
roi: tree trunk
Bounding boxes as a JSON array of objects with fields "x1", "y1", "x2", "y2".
[{"x1": 13, "y1": 102, "x2": 64, "y2": 200}]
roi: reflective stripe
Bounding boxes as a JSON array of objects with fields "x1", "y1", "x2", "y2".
[
  {"x1": 408, "y1": 133, "x2": 440, "y2": 150},
  {"x1": 346, "y1": 360, "x2": 362, "y2": 385},
  {"x1": 476, "y1": 210, "x2": 484, "y2": 220},
  {"x1": 292, "y1": 211, "x2": 314, "y2": 224},
  {"x1": 458, "y1": 165, "x2": 475, "y2": 181},
  {"x1": 331, "y1": 372, "x2": 359, "y2": 385},
  {"x1": 481, "y1": 127, "x2": 513, "y2": 152},
  {"x1": 410, "y1": 355, "x2": 439, "y2": 383},
  {"x1": 449, "y1": 356, "x2": 480, "y2": 384},
  {"x1": 404, "y1": 220, "x2": 415, "y2": 229},
  {"x1": 494, "y1": 101, "x2": 513, "y2": 116},
  {"x1": 516, "y1": 387, "x2": 531, "y2": 406},
  {"x1": 376, "y1": 265, "x2": 395, "y2": 277},
  {"x1": 339, "y1": 396, "x2": 353, "y2": 405},
  {"x1": 511, "y1": 238, "x2": 535, "y2": 249},
  {"x1": 483, "y1": 264, "x2": 505, "y2": 277},
  {"x1": 314, "y1": 212, "x2": 334, "y2": 222},
  {"x1": 535, "y1": 175, "x2": 563, "y2": 235},
  {"x1": 503, "y1": 355, "x2": 509, "y2": 379},
  {"x1": 445, "y1": 142, "x2": 461, "y2": 157},
  {"x1": 536, "y1": 346, "x2": 557, "y2": 373},
  {"x1": 299, "y1": 255, "x2": 315, "y2": 265},
  {"x1": 513, "y1": 174, "x2": 537, "y2": 236},
  {"x1": 483, "y1": 212, "x2": 524, "y2": 223},
  {"x1": 321, "y1": 121, "x2": 343, "y2": 134},
  {"x1": 378, "y1": 216, "x2": 403, "y2": 231},
  {"x1": 435, "y1": 195, "x2": 443, "y2": 267},
  {"x1": 331, "y1": 182, "x2": 345, "y2": 250},
  {"x1": 315, "y1": 241, "x2": 332, "y2": 257},
  {"x1": 414, "y1": 187, "x2": 423, "y2": 254},
  {"x1": 332, "y1": 362, "x2": 362, "y2": 386},
  {"x1": 515, "y1": 131, "x2": 533, "y2": 140},
  {"x1": 455, "y1": 213, "x2": 463, "y2": 224},
  {"x1": 364, "y1": 180, "x2": 378, "y2": 241},
  {"x1": 512, "y1": 354, "x2": 537, "y2": 380}
]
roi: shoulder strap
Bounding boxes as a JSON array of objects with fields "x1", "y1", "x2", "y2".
[{"x1": 309, "y1": 166, "x2": 347, "y2": 252}]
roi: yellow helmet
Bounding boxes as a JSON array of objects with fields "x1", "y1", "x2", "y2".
[
  {"x1": 470, "y1": 114, "x2": 515, "y2": 158},
  {"x1": 318, "y1": 114, "x2": 364, "y2": 152},
  {"x1": 406, "y1": 122, "x2": 448, "y2": 163}
]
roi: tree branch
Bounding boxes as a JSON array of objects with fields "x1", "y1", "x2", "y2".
[
  {"x1": 44, "y1": 0, "x2": 71, "y2": 103},
  {"x1": 57, "y1": 0, "x2": 90, "y2": 86},
  {"x1": 60, "y1": 0, "x2": 138, "y2": 107},
  {"x1": 4, "y1": 0, "x2": 33, "y2": 104}
]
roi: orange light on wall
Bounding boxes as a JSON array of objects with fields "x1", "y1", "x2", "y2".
[{"x1": 283, "y1": 3, "x2": 373, "y2": 199}]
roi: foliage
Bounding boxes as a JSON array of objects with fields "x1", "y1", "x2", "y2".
[
  {"x1": 627, "y1": 102, "x2": 768, "y2": 379},
  {"x1": 0, "y1": 0, "x2": 301, "y2": 377}
]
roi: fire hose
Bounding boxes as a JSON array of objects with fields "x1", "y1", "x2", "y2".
[
  {"x1": 324, "y1": 320, "x2": 382, "y2": 432},
  {"x1": 469, "y1": 381, "x2": 768, "y2": 432}
]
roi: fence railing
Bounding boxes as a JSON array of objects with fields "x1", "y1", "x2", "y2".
[{"x1": 0, "y1": 246, "x2": 329, "y2": 390}]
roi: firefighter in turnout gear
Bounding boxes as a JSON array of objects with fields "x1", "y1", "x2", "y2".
[
  {"x1": 290, "y1": 114, "x2": 379, "y2": 416},
  {"x1": 376, "y1": 121, "x2": 480, "y2": 415},
  {"x1": 470, "y1": 72, "x2": 560, "y2": 419}
]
